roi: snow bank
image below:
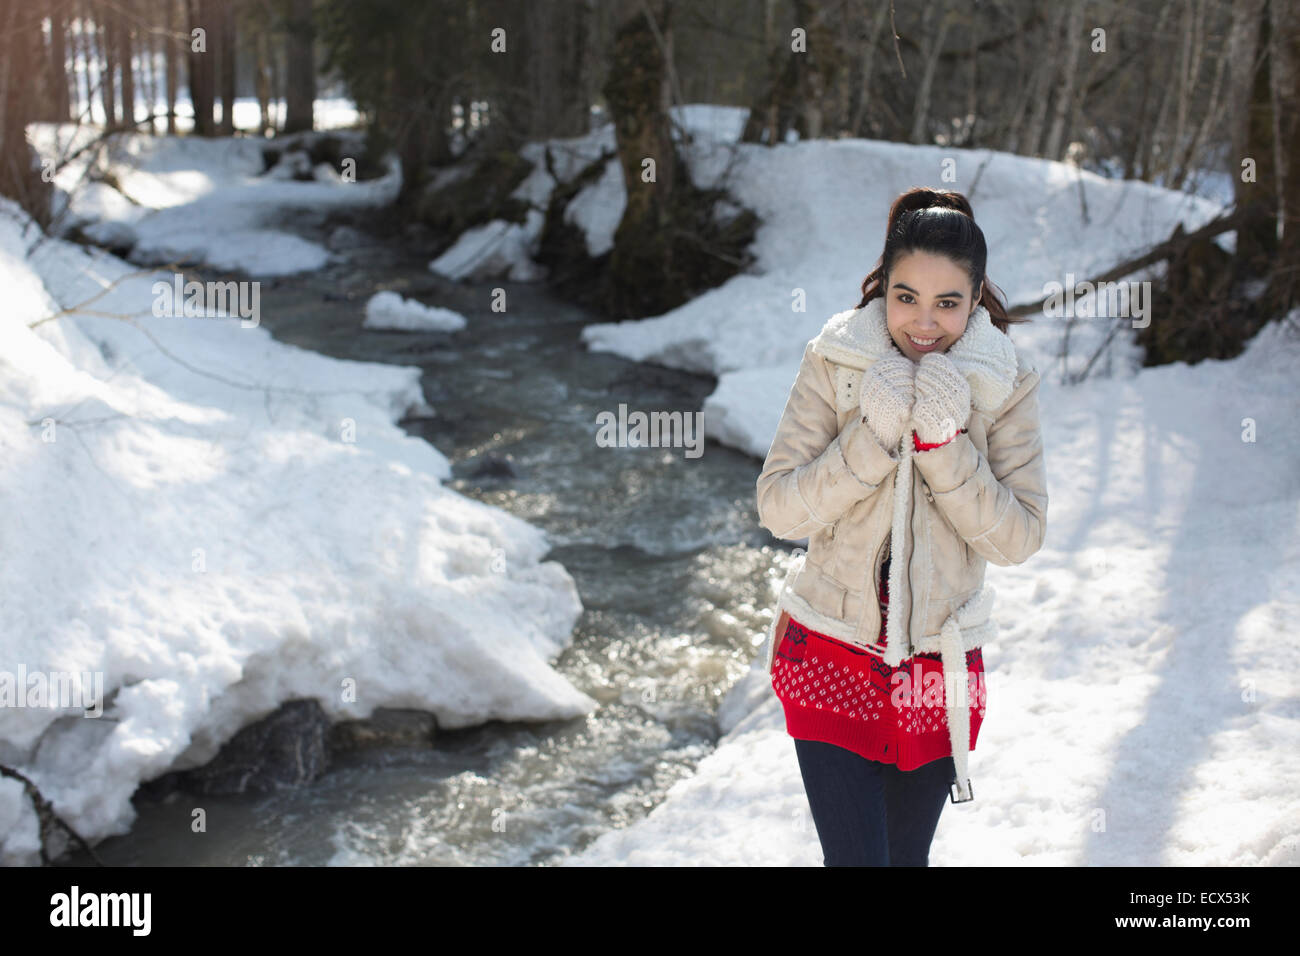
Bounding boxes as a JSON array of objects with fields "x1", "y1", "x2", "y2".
[
  {"x1": 426, "y1": 104, "x2": 747, "y2": 282},
  {"x1": 575, "y1": 115, "x2": 1224, "y2": 459},
  {"x1": 546, "y1": 106, "x2": 1299, "y2": 866},
  {"x1": 30, "y1": 123, "x2": 402, "y2": 277},
  {"x1": 0, "y1": 199, "x2": 594, "y2": 866},
  {"x1": 566, "y1": 313, "x2": 1300, "y2": 865}
]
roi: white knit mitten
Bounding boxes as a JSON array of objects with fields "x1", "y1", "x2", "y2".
[
  {"x1": 859, "y1": 354, "x2": 916, "y2": 452},
  {"x1": 912, "y1": 352, "x2": 971, "y2": 445}
]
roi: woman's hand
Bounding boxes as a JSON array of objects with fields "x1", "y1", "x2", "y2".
[
  {"x1": 911, "y1": 352, "x2": 971, "y2": 445},
  {"x1": 859, "y1": 354, "x2": 916, "y2": 452}
]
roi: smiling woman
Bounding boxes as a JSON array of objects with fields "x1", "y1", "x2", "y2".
[{"x1": 756, "y1": 186, "x2": 1048, "y2": 866}]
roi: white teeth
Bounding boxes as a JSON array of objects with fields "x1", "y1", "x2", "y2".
[{"x1": 908, "y1": 334, "x2": 938, "y2": 346}]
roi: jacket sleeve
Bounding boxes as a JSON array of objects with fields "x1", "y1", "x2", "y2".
[
  {"x1": 755, "y1": 342, "x2": 902, "y2": 541},
  {"x1": 910, "y1": 366, "x2": 1048, "y2": 566}
]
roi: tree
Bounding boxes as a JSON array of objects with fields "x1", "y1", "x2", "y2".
[
  {"x1": 188, "y1": 0, "x2": 217, "y2": 135},
  {"x1": 45, "y1": 4, "x2": 73, "y2": 122},
  {"x1": 599, "y1": 0, "x2": 683, "y2": 314},
  {"x1": 284, "y1": 0, "x2": 315, "y2": 133},
  {"x1": 1264, "y1": 0, "x2": 1300, "y2": 313},
  {"x1": 0, "y1": 0, "x2": 55, "y2": 228},
  {"x1": 219, "y1": 0, "x2": 237, "y2": 134},
  {"x1": 119, "y1": 0, "x2": 137, "y2": 127}
]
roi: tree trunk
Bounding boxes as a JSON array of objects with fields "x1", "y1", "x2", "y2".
[
  {"x1": 268, "y1": 23, "x2": 280, "y2": 131},
  {"x1": 142, "y1": 5, "x2": 158, "y2": 132},
  {"x1": 1139, "y1": 1, "x2": 1177, "y2": 178},
  {"x1": 0, "y1": 0, "x2": 55, "y2": 227},
  {"x1": 99, "y1": 1, "x2": 118, "y2": 126},
  {"x1": 47, "y1": 7, "x2": 72, "y2": 121},
  {"x1": 740, "y1": 0, "x2": 782, "y2": 143},
  {"x1": 577, "y1": 0, "x2": 599, "y2": 133},
  {"x1": 77, "y1": 0, "x2": 95, "y2": 123},
  {"x1": 909, "y1": 0, "x2": 953, "y2": 144},
  {"x1": 960, "y1": 6, "x2": 978, "y2": 146},
  {"x1": 1002, "y1": 28, "x2": 1041, "y2": 154},
  {"x1": 1227, "y1": 0, "x2": 1275, "y2": 271},
  {"x1": 254, "y1": 29, "x2": 272, "y2": 135},
  {"x1": 1171, "y1": 9, "x2": 1228, "y2": 191},
  {"x1": 524, "y1": 0, "x2": 592, "y2": 139},
  {"x1": 284, "y1": 0, "x2": 315, "y2": 134},
  {"x1": 602, "y1": 0, "x2": 682, "y2": 315},
  {"x1": 1015, "y1": 4, "x2": 1065, "y2": 156},
  {"x1": 219, "y1": 0, "x2": 236, "y2": 134},
  {"x1": 190, "y1": 0, "x2": 217, "y2": 135},
  {"x1": 166, "y1": 0, "x2": 178, "y2": 134},
  {"x1": 849, "y1": 0, "x2": 889, "y2": 137},
  {"x1": 119, "y1": 0, "x2": 136, "y2": 127},
  {"x1": 1263, "y1": 0, "x2": 1300, "y2": 313},
  {"x1": 1042, "y1": 1, "x2": 1083, "y2": 160},
  {"x1": 1161, "y1": 0, "x2": 1198, "y2": 182}
]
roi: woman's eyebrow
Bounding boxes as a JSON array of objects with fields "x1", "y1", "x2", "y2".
[{"x1": 891, "y1": 282, "x2": 964, "y2": 298}]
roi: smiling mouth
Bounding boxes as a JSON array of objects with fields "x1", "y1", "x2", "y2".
[{"x1": 907, "y1": 334, "x2": 941, "y2": 347}]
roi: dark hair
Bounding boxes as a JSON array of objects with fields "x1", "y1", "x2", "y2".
[{"x1": 855, "y1": 187, "x2": 1027, "y2": 333}]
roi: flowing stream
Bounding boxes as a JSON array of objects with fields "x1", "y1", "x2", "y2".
[{"x1": 60, "y1": 225, "x2": 785, "y2": 866}]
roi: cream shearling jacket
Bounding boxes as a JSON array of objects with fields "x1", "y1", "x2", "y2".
[{"x1": 755, "y1": 295, "x2": 1048, "y2": 802}]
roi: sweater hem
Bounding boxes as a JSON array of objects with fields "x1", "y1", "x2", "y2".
[{"x1": 784, "y1": 707, "x2": 980, "y2": 773}]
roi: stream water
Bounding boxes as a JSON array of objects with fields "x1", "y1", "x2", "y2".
[{"x1": 59, "y1": 224, "x2": 786, "y2": 866}]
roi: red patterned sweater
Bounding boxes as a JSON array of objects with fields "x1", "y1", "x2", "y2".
[{"x1": 769, "y1": 427, "x2": 986, "y2": 770}]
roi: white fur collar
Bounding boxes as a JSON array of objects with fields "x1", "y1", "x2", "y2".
[{"x1": 810, "y1": 295, "x2": 1020, "y2": 412}]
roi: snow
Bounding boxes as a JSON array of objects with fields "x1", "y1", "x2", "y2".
[
  {"x1": 30, "y1": 123, "x2": 402, "y2": 277},
  {"x1": 8, "y1": 101, "x2": 1296, "y2": 867},
  {"x1": 363, "y1": 291, "x2": 467, "y2": 333},
  {"x1": 429, "y1": 211, "x2": 549, "y2": 282},
  {"x1": 426, "y1": 104, "x2": 747, "y2": 281},
  {"x1": 565, "y1": 315, "x2": 1300, "y2": 865},
  {"x1": 563, "y1": 159, "x2": 625, "y2": 258},
  {"x1": 551, "y1": 104, "x2": 1298, "y2": 865},
  {"x1": 577, "y1": 115, "x2": 1228, "y2": 460},
  {"x1": 0, "y1": 177, "x2": 592, "y2": 864}
]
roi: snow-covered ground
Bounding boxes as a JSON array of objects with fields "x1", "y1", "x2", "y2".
[
  {"x1": 566, "y1": 313, "x2": 1300, "y2": 865},
  {"x1": 8, "y1": 103, "x2": 1296, "y2": 867},
  {"x1": 30, "y1": 122, "x2": 401, "y2": 277},
  {"x1": 0, "y1": 127, "x2": 593, "y2": 864},
  {"x1": 553, "y1": 106, "x2": 1297, "y2": 865},
  {"x1": 578, "y1": 110, "x2": 1231, "y2": 459}
]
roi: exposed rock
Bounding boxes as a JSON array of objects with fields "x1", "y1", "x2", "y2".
[
  {"x1": 156, "y1": 698, "x2": 332, "y2": 796},
  {"x1": 136, "y1": 700, "x2": 449, "y2": 802},
  {"x1": 467, "y1": 453, "x2": 518, "y2": 480},
  {"x1": 328, "y1": 708, "x2": 438, "y2": 751},
  {"x1": 327, "y1": 224, "x2": 369, "y2": 252}
]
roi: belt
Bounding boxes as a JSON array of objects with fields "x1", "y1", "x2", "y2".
[{"x1": 938, "y1": 613, "x2": 975, "y2": 803}]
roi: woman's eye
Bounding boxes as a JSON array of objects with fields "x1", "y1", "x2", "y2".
[{"x1": 897, "y1": 294, "x2": 959, "y2": 307}]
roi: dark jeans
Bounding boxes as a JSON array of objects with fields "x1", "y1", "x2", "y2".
[{"x1": 793, "y1": 738, "x2": 954, "y2": 866}]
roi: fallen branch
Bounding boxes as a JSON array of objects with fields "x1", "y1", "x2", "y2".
[
  {"x1": 1006, "y1": 208, "x2": 1244, "y2": 317},
  {"x1": 0, "y1": 764, "x2": 105, "y2": 865}
]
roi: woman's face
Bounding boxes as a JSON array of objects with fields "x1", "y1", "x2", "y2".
[{"x1": 884, "y1": 250, "x2": 982, "y2": 361}]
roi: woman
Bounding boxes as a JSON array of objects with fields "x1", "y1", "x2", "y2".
[{"x1": 755, "y1": 187, "x2": 1048, "y2": 866}]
